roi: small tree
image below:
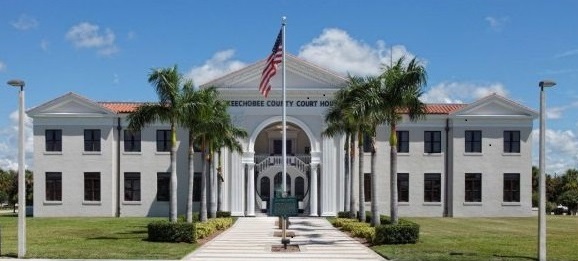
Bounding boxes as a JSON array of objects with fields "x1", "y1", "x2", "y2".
[{"x1": 558, "y1": 190, "x2": 578, "y2": 215}]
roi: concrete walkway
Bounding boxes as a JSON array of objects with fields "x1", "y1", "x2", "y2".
[{"x1": 182, "y1": 216, "x2": 386, "y2": 261}]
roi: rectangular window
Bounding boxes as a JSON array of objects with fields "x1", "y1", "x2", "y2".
[
  {"x1": 424, "y1": 131, "x2": 441, "y2": 153},
  {"x1": 503, "y1": 173, "x2": 520, "y2": 202},
  {"x1": 504, "y1": 131, "x2": 521, "y2": 153},
  {"x1": 156, "y1": 130, "x2": 171, "y2": 152},
  {"x1": 273, "y1": 140, "x2": 292, "y2": 155},
  {"x1": 84, "y1": 129, "x2": 101, "y2": 152},
  {"x1": 397, "y1": 131, "x2": 409, "y2": 153},
  {"x1": 424, "y1": 173, "x2": 441, "y2": 202},
  {"x1": 465, "y1": 173, "x2": 482, "y2": 202},
  {"x1": 398, "y1": 173, "x2": 409, "y2": 202},
  {"x1": 193, "y1": 172, "x2": 202, "y2": 202},
  {"x1": 363, "y1": 134, "x2": 372, "y2": 153},
  {"x1": 45, "y1": 172, "x2": 62, "y2": 201},
  {"x1": 124, "y1": 172, "x2": 141, "y2": 201},
  {"x1": 124, "y1": 130, "x2": 141, "y2": 152},
  {"x1": 364, "y1": 173, "x2": 371, "y2": 202},
  {"x1": 465, "y1": 130, "x2": 482, "y2": 153},
  {"x1": 157, "y1": 172, "x2": 170, "y2": 201},
  {"x1": 45, "y1": 129, "x2": 62, "y2": 152},
  {"x1": 84, "y1": 172, "x2": 101, "y2": 201}
]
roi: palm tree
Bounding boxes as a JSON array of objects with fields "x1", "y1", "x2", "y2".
[
  {"x1": 325, "y1": 75, "x2": 379, "y2": 222},
  {"x1": 324, "y1": 77, "x2": 360, "y2": 219},
  {"x1": 341, "y1": 75, "x2": 383, "y2": 226},
  {"x1": 193, "y1": 91, "x2": 247, "y2": 221},
  {"x1": 180, "y1": 86, "x2": 215, "y2": 223},
  {"x1": 208, "y1": 110, "x2": 247, "y2": 217},
  {"x1": 127, "y1": 65, "x2": 190, "y2": 222},
  {"x1": 379, "y1": 56, "x2": 427, "y2": 224}
]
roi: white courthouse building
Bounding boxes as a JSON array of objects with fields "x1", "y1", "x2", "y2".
[{"x1": 28, "y1": 55, "x2": 538, "y2": 218}]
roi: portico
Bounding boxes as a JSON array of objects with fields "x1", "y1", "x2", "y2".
[{"x1": 202, "y1": 54, "x2": 347, "y2": 217}]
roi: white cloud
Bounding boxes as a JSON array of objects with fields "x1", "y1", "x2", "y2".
[
  {"x1": 66, "y1": 22, "x2": 118, "y2": 56},
  {"x1": 532, "y1": 129, "x2": 578, "y2": 174},
  {"x1": 485, "y1": 16, "x2": 509, "y2": 31},
  {"x1": 187, "y1": 28, "x2": 417, "y2": 85},
  {"x1": 40, "y1": 39, "x2": 49, "y2": 52},
  {"x1": 185, "y1": 49, "x2": 246, "y2": 86},
  {"x1": 421, "y1": 81, "x2": 509, "y2": 103},
  {"x1": 555, "y1": 49, "x2": 578, "y2": 58},
  {"x1": 113, "y1": 73, "x2": 119, "y2": 84},
  {"x1": 0, "y1": 61, "x2": 6, "y2": 72},
  {"x1": 127, "y1": 31, "x2": 136, "y2": 40},
  {"x1": 0, "y1": 111, "x2": 34, "y2": 171},
  {"x1": 297, "y1": 28, "x2": 416, "y2": 76},
  {"x1": 546, "y1": 101, "x2": 578, "y2": 119},
  {"x1": 11, "y1": 14, "x2": 38, "y2": 30}
]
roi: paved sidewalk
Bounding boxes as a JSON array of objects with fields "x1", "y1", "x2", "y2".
[{"x1": 182, "y1": 216, "x2": 386, "y2": 261}]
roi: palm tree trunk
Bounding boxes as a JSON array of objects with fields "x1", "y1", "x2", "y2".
[
  {"x1": 358, "y1": 131, "x2": 365, "y2": 222},
  {"x1": 217, "y1": 150, "x2": 223, "y2": 212},
  {"x1": 371, "y1": 135, "x2": 380, "y2": 226},
  {"x1": 209, "y1": 150, "x2": 217, "y2": 218},
  {"x1": 200, "y1": 146, "x2": 208, "y2": 222},
  {"x1": 344, "y1": 133, "x2": 350, "y2": 212},
  {"x1": 186, "y1": 133, "x2": 195, "y2": 223},
  {"x1": 390, "y1": 125, "x2": 399, "y2": 224},
  {"x1": 349, "y1": 132, "x2": 357, "y2": 219},
  {"x1": 169, "y1": 124, "x2": 178, "y2": 222}
]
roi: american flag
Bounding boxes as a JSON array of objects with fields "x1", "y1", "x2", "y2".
[{"x1": 259, "y1": 29, "x2": 283, "y2": 97}]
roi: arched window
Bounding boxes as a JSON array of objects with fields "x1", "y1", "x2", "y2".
[
  {"x1": 274, "y1": 172, "x2": 291, "y2": 196},
  {"x1": 260, "y1": 177, "x2": 270, "y2": 200},
  {"x1": 295, "y1": 177, "x2": 305, "y2": 200}
]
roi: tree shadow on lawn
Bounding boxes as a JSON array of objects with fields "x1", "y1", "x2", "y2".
[{"x1": 493, "y1": 254, "x2": 536, "y2": 260}]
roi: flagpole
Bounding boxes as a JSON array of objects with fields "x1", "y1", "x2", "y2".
[{"x1": 281, "y1": 16, "x2": 287, "y2": 196}]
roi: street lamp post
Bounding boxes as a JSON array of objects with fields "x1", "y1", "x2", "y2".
[
  {"x1": 6, "y1": 79, "x2": 26, "y2": 258},
  {"x1": 538, "y1": 80, "x2": 555, "y2": 261}
]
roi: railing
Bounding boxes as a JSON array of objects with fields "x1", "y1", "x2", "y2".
[{"x1": 255, "y1": 155, "x2": 310, "y2": 173}]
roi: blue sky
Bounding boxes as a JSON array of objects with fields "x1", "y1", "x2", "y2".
[{"x1": 1, "y1": 1, "x2": 577, "y2": 174}]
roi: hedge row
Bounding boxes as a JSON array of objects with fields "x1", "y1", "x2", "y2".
[
  {"x1": 374, "y1": 220, "x2": 420, "y2": 245},
  {"x1": 331, "y1": 214, "x2": 420, "y2": 245},
  {"x1": 195, "y1": 217, "x2": 234, "y2": 240},
  {"x1": 147, "y1": 221, "x2": 195, "y2": 243},
  {"x1": 148, "y1": 213, "x2": 234, "y2": 244}
]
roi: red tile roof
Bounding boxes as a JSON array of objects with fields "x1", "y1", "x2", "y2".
[
  {"x1": 99, "y1": 102, "x2": 467, "y2": 115},
  {"x1": 99, "y1": 102, "x2": 146, "y2": 113},
  {"x1": 424, "y1": 104, "x2": 467, "y2": 114}
]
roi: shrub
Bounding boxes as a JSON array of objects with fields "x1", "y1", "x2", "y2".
[
  {"x1": 374, "y1": 220, "x2": 420, "y2": 245},
  {"x1": 178, "y1": 213, "x2": 200, "y2": 222},
  {"x1": 337, "y1": 211, "x2": 350, "y2": 218},
  {"x1": 147, "y1": 221, "x2": 195, "y2": 243},
  {"x1": 342, "y1": 220, "x2": 371, "y2": 232},
  {"x1": 216, "y1": 211, "x2": 231, "y2": 218},
  {"x1": 331, "y1": 218, "x2": 358, "y2": 228},
  {"x1": 195, "y1": 222, "x2": 216, "y2": 240},
  {"x1": 351, "y1": 225, "x2": 376, "y2": 243},
  {"x1": 195, "y1": 217, "x2": 234, "y2": 240}
]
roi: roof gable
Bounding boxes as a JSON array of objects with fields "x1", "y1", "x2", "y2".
[
  {"x1": 450, "y1": 93, "x2": 538, "y2": 118},
  {"x1": 27, "y1": 92, "x2": 116, "y2": 118},
  {"x1": 200, "y1": 54, "x2": 347, "y2": 91}
]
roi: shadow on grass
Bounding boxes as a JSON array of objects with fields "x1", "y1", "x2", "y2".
[
  {"x1": 117, "y1": 230, "x2": 147, "y2": 235},
  {"x1": 493, "y1": 254, "x2": 536, "y2": 260},
  {"x1": 87, "y1": 236, "x2": 120, "y2": 240}
]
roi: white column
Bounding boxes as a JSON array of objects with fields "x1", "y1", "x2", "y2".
[
  {"x1": 246, "y1": 162, "x2": 255, "y2": 216},
  {"x1": 230, "y1": 152, "x2": 244, "y2": 216},
  {"x1": 320, "y1": 137, "x2": 338, "y2": 216},
  {"x1": 309, "y1": 163, "x2": 319, "y2": 216}
]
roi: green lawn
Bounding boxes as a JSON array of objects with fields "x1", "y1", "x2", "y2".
[
  {"x1": 372, "y1": 216, "x2": 578, "y2": 261},
  {"x1": 0, "y1": 214, "x2": 198, "y2": 259}
]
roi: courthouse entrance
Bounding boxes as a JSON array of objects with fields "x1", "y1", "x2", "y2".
[{"x1": 253, "y1": 122, "x2": 311, "y2": 214}]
